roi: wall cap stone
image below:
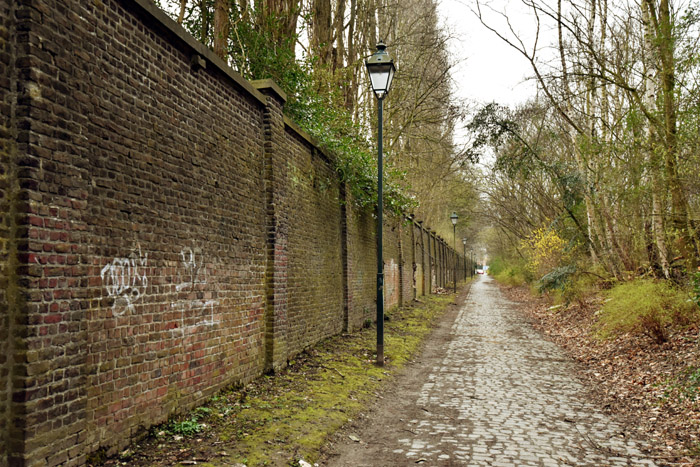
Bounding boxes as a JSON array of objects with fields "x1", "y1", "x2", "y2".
[{"x1": 251, "y1": 79, "x2": 288, "y2": 103}]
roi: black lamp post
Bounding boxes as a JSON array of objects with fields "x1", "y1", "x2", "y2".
[
  {"x1": 462, "y1": 238, "x2": 467, "y2": 280},
  {"x1": 450, "y1": 212, "x2": 458, "y2": 293},
  {"x1": 366, "y1": 41, "x2": 395, "y2": 366},
  {"x1": 470, "y1": 248, "x2": 474, "y2": 278}
]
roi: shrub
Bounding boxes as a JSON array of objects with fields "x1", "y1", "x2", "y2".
[
  {"x1": 492, "y1": 265, "x2": 528, "y2": 287},
  {"x1": 487, "y1": 257, "x2": 508, "y2": 277},
  {"x1": 595, "y1": 279, "x2": 698, "y2": 343},
  {"x1": 538, "y1": 266, "x2": 604, "y2": 306},
  {"x1": 521, "y1": 227, "x2": 570, "y2": 279},
  {"x1": 692, "y1": 269, "x2": 700, "y2": 308}
]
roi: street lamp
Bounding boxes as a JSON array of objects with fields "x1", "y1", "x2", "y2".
[
  {"x1": 470, "y1": 248, "x2": 474, "y2": 278},
  {"x1": 450, "y1": 212, "x2": 458, "y2": 293},
  {"x1": 462, "y1": 238, "x2": 467, "y2": 280},
  {"x1": 366, "y1": 41, "x2": 396, "y2": 366}
]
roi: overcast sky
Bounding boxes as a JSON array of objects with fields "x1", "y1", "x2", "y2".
[{"x1": 436, "y1": 0, "x2": 542, "y2": 107}]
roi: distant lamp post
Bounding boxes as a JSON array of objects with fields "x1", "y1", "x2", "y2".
[
  {"x1": 462, "y1": 238, "x2": 467, "y2": 280},
  {"x1": 366, "y1": 41, "x2": 396, "y2": 366},
  {"x1": 470, "y1": 248, "x2": 474, "y2": 278},
  {"x1": 450, "y1": 212, "x2": 458, "y2": 293}
]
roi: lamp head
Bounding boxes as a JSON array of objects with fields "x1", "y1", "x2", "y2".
[{"x1": 365, "y1": 41, "x2": 396, "y2": 99}]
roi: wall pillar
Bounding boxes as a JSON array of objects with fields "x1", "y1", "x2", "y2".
[{"x1": 253, "y1": 80, "x2": 289, "y2": 373}]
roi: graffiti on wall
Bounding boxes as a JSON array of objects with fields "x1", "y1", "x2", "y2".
[
  {"x1": 100, "y1": 245, "x2": 148, "y2": 316},
  {"x1": 170, "y1": 247, "x2": 220, "y2": 336},
  {"x1": 100, "y1": 246, "x2": 220, "y2": 335}
]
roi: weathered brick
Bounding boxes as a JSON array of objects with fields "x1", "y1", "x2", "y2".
[{"x1": 1, "y1": 0, "x2": 459, "y2": 464}]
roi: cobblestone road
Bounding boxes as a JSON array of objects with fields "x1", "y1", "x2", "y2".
[{"x1": 326, "y1": 275, "x2": 657, "y2": 466}]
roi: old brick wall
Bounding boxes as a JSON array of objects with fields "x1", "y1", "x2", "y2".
[
  {"x1": 413, "y1": 223, "x2": 425, "y2": 297},
  {"x1": 4, "y1": 0, "x2": 463, "y2": 464},
  {"x1": 283, "y1": 129, "x2": 344, "y2": 357},
  {"x1": 383, "y1": 216, "x2": 401, "y2": 311},
  {"x1": 11, "y1": 0, "x2": 268, "y2": 463},
  {"x1": 1, "y1": 0, "x2": 16, "y2": 463},
  {"x1": 345, "y1": 201, "x2": 376, "y2": 331},
  {"x1": 400, "y1": 219, "x2": 415, "y2": 304},
  {"x1": 82, "y1": 0, "x2": 269, "y2": 457}
]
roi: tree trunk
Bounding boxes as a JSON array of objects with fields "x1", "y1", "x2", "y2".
[
  {"x1": 312, "y1": 0, "x2": 333, "y2": 67},
  {"x1": 213, "y1": 0, "x2": 230, "y2": 59}
]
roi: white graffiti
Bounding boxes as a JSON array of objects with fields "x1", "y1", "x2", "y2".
[
  {"x1": 176, "y1": 247, "x2": 208, "y2": 291},
  {"x1": 101, "y1": 246, "x2": 148, "y2": 316},
  {"x1": 99, "y1": 245, "x2": 220, "y2": 335},
  {"x1": 170, "y1": 247, "x2": 220, "y2": 336},
  {"x1": 169, "y1": 299, "x2": 219, "y2": 337}
]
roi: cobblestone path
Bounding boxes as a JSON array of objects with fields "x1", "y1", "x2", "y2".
[{"x1": 325, "y1": 275, "x2": 657, "y2": 466}]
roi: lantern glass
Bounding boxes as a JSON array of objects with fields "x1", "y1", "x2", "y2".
[{"x1": 366, "y1": 42, "x2": 396, "y2": 99}]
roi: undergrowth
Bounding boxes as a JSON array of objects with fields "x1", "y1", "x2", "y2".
[
  {"x1": 489, "y1": 258, "x2": 529, "y2": 287},
  {"x1": 595, "y1": 279, "x2": 698, "y2": 343},
  {"x1": 662, "y1": 366, "x2": 700, "y2": 404}
]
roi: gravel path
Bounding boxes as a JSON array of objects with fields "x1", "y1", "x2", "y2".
[{"x1": 323, "y1": 275, "x2": 657, "y2": 466}]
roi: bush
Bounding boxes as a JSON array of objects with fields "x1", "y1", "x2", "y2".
[
  {"x1": 538, "y1": 265, "x2": 605, "y2": 306},
  {"x1": 492, "y1": 264, "x2": 529, "y2": 287},
  {"x1": 487, "y1": 257, "x2": 508, "y2": 277},
  {"x1": 595, "y1": 279, "x2": 698, "y2": 343}
]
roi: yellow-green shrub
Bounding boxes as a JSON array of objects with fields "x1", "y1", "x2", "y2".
[
  {"x1": 492, "y1": 265, "x2": 528, "y2": 287},
  {"x1": 521, "y1": 227, "x2": 570, "y2": 279},
  {"x1": 595, "y1": 279, "x2": 698, "y2": 343}
]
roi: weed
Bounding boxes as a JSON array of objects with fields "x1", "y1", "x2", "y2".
[
  {"x1": 662, "y1": 366, "x2": 700, "y2": 403},
  {"x1": 166, "y1": 419, "x2": 202, "y2": 436}
]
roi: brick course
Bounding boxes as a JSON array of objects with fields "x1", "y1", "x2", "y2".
[{"x1": 1, "y1": 0, "x2": 463, "y2": 464}]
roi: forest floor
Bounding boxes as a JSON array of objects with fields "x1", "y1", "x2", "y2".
[{"x1": 504, "y1": 284, "x2": 700, "y2": 466}]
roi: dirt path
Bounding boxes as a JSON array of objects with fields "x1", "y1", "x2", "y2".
[{"x1": 320, "y1": 275, "x2": 658, "y2": 466}]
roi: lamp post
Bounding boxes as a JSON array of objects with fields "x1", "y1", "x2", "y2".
[
  {"x1": 366, "y1": 41, "x2": 395, "y2": 366},
  {"x1": 470, "y1": 248, "x2": 474, "y2": 278},
  {"x1": 462, "y1": 238, "x2": 467, "y2": 280},
  {"x1": 450, "y1": 212, "x2": 458, "y2": 293}
]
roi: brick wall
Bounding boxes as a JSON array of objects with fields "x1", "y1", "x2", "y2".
[
  {"x1": 283, "y1": 128, "x2": 344, "y2": 357},
  {"x1": 345, "y1": 200, "x2": 376, "y2": 331},
  {"x1": 1, "y1": 0, "x2": 16, "y2": 463},
  {"x1": 383, "y1": 217, "x2": 401, "y2": 310},
  {"x1": 414, "y1": 223, "x2": 425, "y2": 297},
  {"x1": 400, "y1": 220, "x2": 415, "y2": 305},
  {"x1": 2, "y1": 0, "x2": 463, "y2": 464}
]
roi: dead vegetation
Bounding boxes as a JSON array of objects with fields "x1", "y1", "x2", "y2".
[{"x1": 501, "y1": 284, "x2": 700, "y2": 467}]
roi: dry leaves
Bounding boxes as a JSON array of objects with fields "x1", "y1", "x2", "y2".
[{"x1": 501, "y1": 284, "x2": 700, "y2": 467}]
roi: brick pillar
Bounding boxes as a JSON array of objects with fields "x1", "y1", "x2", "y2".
[
  {"x1": 427, "y1": 229, "x2": 434, "y2": 293},
  {"x1": 417, "y1": 221, "x2": 426, "y2": 296},
  {"x1": 253, "y1": 80, "x2": 289, "y2": 373},
  {"x1": 1, "y1": 0, "x2": 22, "y2": 463},
  {"x1": 4, "y1": 1, "x2": 92, "y2": 464},
  {"x1": 439, "y1": 238, "x2": 445, "y2": 288}
]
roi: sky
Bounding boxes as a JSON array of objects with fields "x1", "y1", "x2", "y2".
[{"x1": 436, "y1": 0, "x2": 541, "y2": 108}]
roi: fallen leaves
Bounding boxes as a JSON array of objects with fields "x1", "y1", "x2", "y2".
[{"x1": 501, "y1": 284, "x2": 700, "y2": 466}]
